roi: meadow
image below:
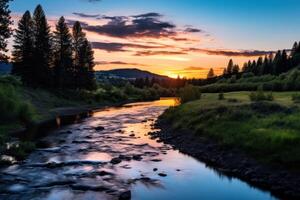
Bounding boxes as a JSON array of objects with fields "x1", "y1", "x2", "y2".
[{"x1": 160, "y1": 91, "x2": 300, "y2": 169}]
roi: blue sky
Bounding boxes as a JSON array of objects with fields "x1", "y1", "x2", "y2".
[{"x1": 9, "y1": 0, "x2": 300, "y2": 77}]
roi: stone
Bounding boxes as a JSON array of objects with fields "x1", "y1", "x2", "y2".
[
  {"x1": 110, "y1": 157, "x2": 122, "y2": 165},
  {"x1": 95, "y1": 126, "x2": 105, "y2": 131},
  {"x1": 158, "y1": 173, "x2": 167, "y2": 177},
  {"x1": 119, "y1": 190, "x2": 131, "y2": 200}
]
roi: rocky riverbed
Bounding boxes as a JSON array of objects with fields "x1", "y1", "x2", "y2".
[{"x1": 0, "y1": 99, "x2": 277, "y2": 200}]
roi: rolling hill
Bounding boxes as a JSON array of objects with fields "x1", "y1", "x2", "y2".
[{"x1": 96, "y1": 68, "x2": 169, "y2": 80}]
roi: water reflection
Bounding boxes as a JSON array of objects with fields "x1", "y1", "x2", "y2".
[{"x1": 0, "y1": 98, "x2": 276, "y2": 200}]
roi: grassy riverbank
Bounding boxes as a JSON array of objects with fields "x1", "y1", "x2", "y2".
[{"x1": 160, "y1": 92, "x2": 300, "y2": 169}]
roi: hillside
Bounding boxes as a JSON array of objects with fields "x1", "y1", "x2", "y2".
[{"x1": 96, "y1": 68, "x2": 169, "y2": 79}]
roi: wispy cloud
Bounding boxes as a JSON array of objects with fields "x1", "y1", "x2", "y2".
[
  {"x1": 91, "y1": 41, "x2": 171, "y2": 52},
  {"x1": 134, "y1": 50, "x2": 187, "y2": 56},
  {"x1": 187, "y1": 48, "x2": 275, "y2": 57},
  {"x1": 95, "y1": 61, "x2": 148, "y2": 66}
]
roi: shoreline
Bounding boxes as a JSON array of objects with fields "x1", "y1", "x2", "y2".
[{"x1": 153, "y1": 122, "x2": 300, "y2": 200}]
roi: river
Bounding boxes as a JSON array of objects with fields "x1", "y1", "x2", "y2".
[{"x1": 0, "y1": 98, "x2": 277, "y2": 200}]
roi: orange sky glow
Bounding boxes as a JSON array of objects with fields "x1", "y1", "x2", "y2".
[{"x1": 9, "y1": 12, "x2": 271, "y2": 79}]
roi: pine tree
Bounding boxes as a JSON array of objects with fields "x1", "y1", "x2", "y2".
[
  {"x1": 255, "y1": 57, "x2": 263, "y2": 75},
  {"x1": 250, "y1": 60, "x2": 257, "y2": 74},
  {"x1": 12, "y1": 11, "x2": 34, "y2": 83},
  {"x1": 77, "y1": 38, "x2": 96, "y2": 90},
  {"x1": 32, "y1": 4, "x2": 52, "y2": 86},
  {"x1": 53, "y1": 16, "x2": 73, "y2": 88},
  {"x1": 207, "y1": 68, "x2": 215, "y2": 79},
  {"x1": 273, "y1": 50, "x2": 282, "y2": 75},
  {"x1": 0, "y1": 0, "x2": 12, "y2": 62},
  {"x1": 223, "y1": 68, "x2": 227, "y2": 75},
  {"x1": 72, "y1": 21, "x2": 86, "y2": 69},
  {"x1": 242, "y1": 62, "x2": 248, "y2": 72},
  {"x1": 261, "y1": 56, "x2": 269, "y2": 75},
  {"x1": 227, "y1": 59, "x2": 234, "y2": 75},
  {"x1": 232, "y1": 64, "x2": 240, "y2": 74},
  {"x1": 291, "y1": 42, "x2": 298, "y2": 57}
]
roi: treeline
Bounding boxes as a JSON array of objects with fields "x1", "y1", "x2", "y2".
[
  {"x1": 222, "y1": 42, "x2": 300, "y2": 78},
  {"x1": 133, "y1": 76, "x2": 186, "y2": 88},
  {"x1": 11, "y1": 5, "x2": 96, "y2": 89}
]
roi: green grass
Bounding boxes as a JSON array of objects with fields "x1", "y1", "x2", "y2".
[{"x1": 161, "y1": 92, "x2": 300, "y2": 169}]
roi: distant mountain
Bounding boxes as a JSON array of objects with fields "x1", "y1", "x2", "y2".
[
  {"x1": 96, "y1": 68, "x2": 169, "y2": 79},
  {"x1": 0, "y1": 62, "x2": 12, "y2": 74}
]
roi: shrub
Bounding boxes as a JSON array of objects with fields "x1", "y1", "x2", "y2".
[
  {"x1": 0, "y1": 83, "x2": 36, "y2": 124},
  {"x1": 249, "y1": 86, "x2": 274, "y2": 102},
  {"x1": 179, "y1": 84, "x2": 201, "y2": 103},
  {"x1": 292, "y1": 93, "x2": 300, "y2": 103},
  {"x1": 218, "y1": 93, "x2": 225, "y2": 100}
]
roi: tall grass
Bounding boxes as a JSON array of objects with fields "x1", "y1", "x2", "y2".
[
  {"x1": 0, "y1": 76, "x2": 36, "y2": 125},
  {"x1": 161, "y1": 96, "x2": 300, "y2": 168}
]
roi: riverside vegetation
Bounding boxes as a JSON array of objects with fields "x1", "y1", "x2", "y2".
[{"x1": 160, "y1": 90, "x2": 300, "y2": 169}]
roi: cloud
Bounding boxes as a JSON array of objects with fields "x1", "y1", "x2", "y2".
[
  {"x1": 65, "y1": 19, "x2": 89, "y2": 27},
  {"x1": 91, "y1": 41, "x2": 170, "y2": 52},
  {"x1": 132, "y1": 13, "x2": 163, "y2": 18},
  {"x1": 82, "y1": 0, "x2": 101, "y2": 2},
  {"x1": 73, "y1": 12, "x2": 100, "y2": 18},
  {"x1": 83, "y1": 12, "x2": 177, "y2": 39},
  {"x1": 95, "y1": 61, "x2": 148, "y2": 66},
  {"x1": 134, "y1": 50, "x2": 187, "y2": 56},
  {"x1": 187, "y1": 48, "x2": 275, "y2": 57},
  {"x1": 184, "y1": 28, "x2": 203, "y2": 33},
  {"x1": 184, "y1": 66, "x2": 207, "y2": 70}
]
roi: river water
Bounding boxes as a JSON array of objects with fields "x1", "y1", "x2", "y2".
[{"x1": 0, "y1": 98, "x2": 277, "y2": 200}]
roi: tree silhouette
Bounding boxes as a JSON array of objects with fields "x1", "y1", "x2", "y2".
[
  {"x1": 232, "y1": 64, "x2": 240, "y2": 74},
  {"x1": 12, "y1": 11, "x2": 34, "y2": 84},
  {"x1": 0, "y1": 0, "x2": 12, "y2": 62},
  {"x1": 32, "y1": 5, "x2": 52, "y2": 86},
  {"x1": 227, "y1": 59, "x2": 234, "y2": 75},
  {"x1": 207, "y1": 68, "x2": 215, "y2": 79},
  {"x1": 53, "y1": 16, "x2": 73, "y2": 88}
]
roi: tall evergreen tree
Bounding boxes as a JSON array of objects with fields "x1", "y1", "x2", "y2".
[
  {"x1": 291, "y1": 42, "x2": 298, "y2": 57},
  {"x1": 32, "y1": 4, "x2": 52, "y2": 86},
  {"x1": 71, "y1": 21, "x2": 96, "y2": 89},
  {"x1": 232, "y1": 64, "x2": 240, "y2": 74},
  {"x1": 242, "y1": 62, "x2": 248, "y2": 72},
  {"x1": 250, "y1": 60, "x2": 257, "y2": 74},
  {"x1": 0, "y1": 0, "x2": 12, "y2": 62},
  {"x1": 77, "y1": 38, "x2": 96, "y2": 90},
  {"x1": 227, "y1": 59, "x2": 234, "y2": 75},
  {"x1": 53, "y1": 16, "x2": 73, "y2": 88},
  {"x1": 72, "y1": 21, "x2": 86, "y2": 70},
  {"x1": 255, "y1": 57, "x2": 263, "y2": 75},
  {"x1": 207, "y1": 68, "x2": 215, "y2": 79},
  {"x1": 273, "y1": 50, "x2": 282, "y2": 75},
  {"x1": 261, "y1": 56, "x2": 269, "y2": 75},
  {"x1": 12, "y1": 11, "x2": 34, "y2": 83}
]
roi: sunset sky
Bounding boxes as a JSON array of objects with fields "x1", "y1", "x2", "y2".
[{"x1": 9, "y1": 0, "x2": 300, "y2": 78}]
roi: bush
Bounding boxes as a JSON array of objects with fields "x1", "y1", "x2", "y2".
[
  {"x1": 218, "y1": 93, "x2": 225, "y2": 100},
  {"x1": 179, "y1": 84, "x2": 201, "y2": 103},
  {"x1": 0, "y1": 83, "x2": 36, "y2": 124},
  {"x1": 292, "y1": 93, "x2": 300, "y2": 103},
  {"x1": 249, "y1": 86, "x2": 274, "y2": 102}
]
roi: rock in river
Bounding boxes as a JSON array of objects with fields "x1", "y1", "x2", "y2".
[
  {"x1": 95, "y1": 126, "x2": 105, "y2": 131},
  {"x1": 119, "y1": 190, "x2": 131, "y2": 200},
  {"x1": 110, "y1": 157, "x2": 122, "y2": 165},
  {"x1": 158, "y1": 173, "x2": 167, "y2": 177}
]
